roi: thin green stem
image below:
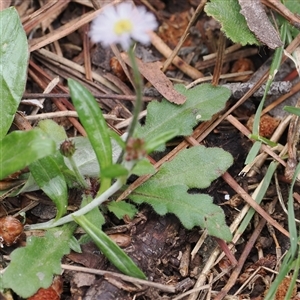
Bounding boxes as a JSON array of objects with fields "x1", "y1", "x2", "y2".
[
  {"x1": 25, "y1": 160, "x2": 135, "y2": 230},
  {"x1": 252, "y1": 22, "x2": 287, "y2": 136},
  {"x1": 125, "y1": 45, "x2": 143, "y2": 143},
  {"x1": 25, "y1": 178, "x2": 123, "y2": 230},
  {"x1": 68, "y1": 156, "x2": 89, "y2": 189}
]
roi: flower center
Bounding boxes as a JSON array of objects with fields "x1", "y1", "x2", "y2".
[{"x1": 114, "y1": 19, "x2": 133, "y2": 35}]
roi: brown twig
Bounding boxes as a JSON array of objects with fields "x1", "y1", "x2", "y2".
[
  {"x1": 214, "y1": 214, "x2": 268, "y2": 300},
  {"x1": 28, "y1": 60, "x2": 87, "y2": 136},
  {"x1": 262, "y1": 0, "x2": 300, "y2": 30},
  {"x1": 82, "y1": 18, "x2": 93, "y2": 81},
  {"x1": 222, "y1": 172, "x2": 289, "y2": 238},
  {"x1": 149, "y1": 31, "x2": 204, "y2": 79},
  {"x1": 212, "y1": 32, "x2": 226, "y2": 86},
  {"x1": 262, "y1": 80, "x2": 300, "y2": 115},
  {"x1": 22, "y1": 93, "x2": 153, "y2": 102},
  {"x1": 61, "y1": 264, "x2": 176, "y2": 293},
  {"x1": 161, "y1": 0, "x2": 207, "y2": 73}
]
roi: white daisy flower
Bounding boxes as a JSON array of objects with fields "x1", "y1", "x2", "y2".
[{"x1": 90, "y1": 2, "x2": 158, "y2": 50}]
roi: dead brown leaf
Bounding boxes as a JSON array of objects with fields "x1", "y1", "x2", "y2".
[
  {"x1": 121, "y1": 53, "x2": 187, "y2": 104},
  {"x1": 238, "y1": 0, "x2": 283, "y2": 49}
]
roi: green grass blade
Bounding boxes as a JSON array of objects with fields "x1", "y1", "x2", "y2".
[
  {"x1": 73, "y1": 215, "x2": 146, "y2": 279},
  {"x1": 68, "y1": 79, "x2": 112, "y2": 194}
]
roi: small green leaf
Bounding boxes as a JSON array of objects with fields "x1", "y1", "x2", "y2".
[
  {"x1": 0, "y1": 129, "x2": 56, "y2": 180},
  {"x1": 284, "y1": 106, "x2": 300, "y2": 116},
  {"x1": 29, "y1": 156, "x2": 68, "y2": 219},
  {"x1": 68, "y1": 79, "x2": 112, "y2": 193},
  {"x1": 205, "y1": 0, "x2": 259, "y2": 46},
  {"x1": 107, "y1": 201, "x2": 138, "y2": 219},
  {"x1": 73, "y1": 215, "x2": 146, "y2": 279},
  {"x1": 2, "y1": 224, "x2": 76, "y2": 298},
  {"x1": 129, "y1": 146, "x2": 233, "y2": 240},
  {"x1": 0, "y1": 7, "x2": 29, "y2": 139},
  {"x1": 101, "y1": 164, "x2": 129, "y2": 178},
  {"x1": 248, "y1": 134, "x2": 277, "y2": 147},
  {"x1": 131, "y1": 158, "x2": 156, "y2": 176},
  {"x1": 69, "y1": 236, "x2": 82, "y2": 253},
  {"x1": 136, "y1": 84, "x2": 230, "y2": 151},
  {"x1": 257, "y1": 136, "x2": 277, "y2": 148}
]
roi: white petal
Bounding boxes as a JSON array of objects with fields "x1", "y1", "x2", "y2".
[
  {"x1": 116, "y1": 2, "x2": 134, "y2": 19},
  {"x1": 118, "y1": 33, "x2": 132, "y2": 50}
]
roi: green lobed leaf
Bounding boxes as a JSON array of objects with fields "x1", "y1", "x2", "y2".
[
  {"x1": 205, "y1": 0, "x2": 259, "y2": 46},
  {"x1": 2, "y1": 224, "x2": 76, "y2": 298},
  {"x1": 0, "y1": 7, "x2": 29, "y2": 139},
  {"x1": 136, "y1": 84, "x2": 230, "y2": 150},
  {"x1": 0, "y1": 129, "x2": 56, "y2": 180},
  {"x1": 29, "y1": 156, "x2": 68, "y2": 219},
  {"x1": 107, "y1": 201, "x2": 138, "y2": 219},
  {"x1": 131, "y1": 186, "x2": 232, "y2": 241},
  {"x1": 68, "y1": 79, "x2": 112, "y2": 193},
  {"x1": 129, "y1": 146, "x2": 233, "y2": 240},
  {"x1": 140, "y1": 146, "x2": 233, "y2": 189},
  {"x1": 73, "y1": 215, "x2": 146, "y2": 279}
]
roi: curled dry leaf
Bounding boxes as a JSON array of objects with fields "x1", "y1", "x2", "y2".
[
  {"x1": 238, "y1": 0, "x2": 283, "y2": 49},
  {"x1": 0, "y1": 216, "x2": 23, "y2": 247}
]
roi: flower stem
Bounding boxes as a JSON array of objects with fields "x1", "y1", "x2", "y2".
[
  {"x1": 125, "y1": 45, "x2": 143, "y2": 143},
  {"x1": 25, "y1": 160, "x2": 135, "y2": 230},
  {"x1": 25, "y1": 179, "x2": 123, "y2": 230},
  {"x1": 68, "y1": 156, "x2": 89, "y2": 189}
]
